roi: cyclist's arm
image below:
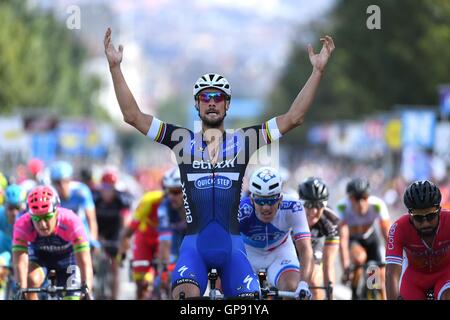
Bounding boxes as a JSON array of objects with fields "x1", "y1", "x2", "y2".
[
  {"x1": 322, "y1": 240, "x2": 339, "y2": 288},
  {"x1": 12, "y1": 216, "x2": 34, "y2": 290},
  {"x1": 380, "y1": 219, "x2": 391, "y2": 244},
  {"x1": 109, "y1": 62, "x2": 152, "y2": 135},
  {"x1": 80, "y1": 186, "x2": 99, "y2": 241},
  {"x1": 275, "y1": 69, "x2": 324, "y2": 135},
  {"x1": 338, "y1": 222, "x2": 351, "y2": 271},
  {"x1": 385, "y1": 221, "x2": 404, "y2": 299},
  {"x1": 12, "y1": 250, "x2": 28, "y2": 289},
  {"x1": 75, "y1": 250, "x2": 94, "y2": 291},
  {"x1": 157, "y1": 239, "x2": 172, "y2": 264},
  {"x1": 119, "y1": 226, "x2": 134, "y2": 255},
  {"x1": 376, "y1": 199, "x2": 391, "y2": 243},
  {"x1": 120, "y1": 208, "x2": 131, "y2": 229},
  {"x1": 294, "y1": 239, "x2": 314, "y2": 284},
  {"x1": 386, "y1": 264, "x2": 402, "y2": 299}
]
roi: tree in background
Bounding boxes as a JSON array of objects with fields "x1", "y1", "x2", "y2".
[
  {"x1": 264, "y1": 0, "x2": 450, "y2": 145},
  {"x1": 0, "y1": 1, "x2": 107, "y2": 119}
]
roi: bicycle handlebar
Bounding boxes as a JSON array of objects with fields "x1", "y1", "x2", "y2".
[{"x1": 15, "y1": 284, "x2": 91, "y2": 300}]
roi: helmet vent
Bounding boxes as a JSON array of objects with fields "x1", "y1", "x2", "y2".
[
  {"x1": 269, "y1": 183, "x2": 279, "y2": 190},
  {"x1": 252, "y1": 182, "x2": 262, "y2": 190}
]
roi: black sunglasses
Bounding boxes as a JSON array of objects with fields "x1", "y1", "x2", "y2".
[
  {"x1": 303, "y1": 201, "x2": 325, "y2": 209},
  {"x1": 410, "y1": 208, "x2": 440, "y2": 223}
]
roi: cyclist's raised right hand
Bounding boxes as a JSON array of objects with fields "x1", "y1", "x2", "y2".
[{"x1": 104, "y1": 27, "x2": 123, "y2": 68}]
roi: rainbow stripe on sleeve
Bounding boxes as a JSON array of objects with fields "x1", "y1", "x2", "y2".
[
  {"x1": 154, "y1": 121, "x2": 167, "y2": 143},
  {"x1": 325, "y1": 238, "x2": 340, "y2": 246},
  {"x1": 262, "y1": 121, "x2": 273, "y2": 144},
  {"x1": 293, "y1": 232, "x2": 311, "y2": 241}
]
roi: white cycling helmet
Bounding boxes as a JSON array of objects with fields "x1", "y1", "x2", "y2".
[
  {"x1": 193, "y1": 73, "x2": 232, "y2": 98},
  {"x1": 249, "y1": 167, "x2": 282, "y2": 197},
  {"x1": 162, "y1": 167, "x2": 181, "y2": 189}
]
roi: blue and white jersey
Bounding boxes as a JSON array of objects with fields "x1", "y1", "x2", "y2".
[{"x1": 239, "y1": 195, "x2": 311, "y2": 252}]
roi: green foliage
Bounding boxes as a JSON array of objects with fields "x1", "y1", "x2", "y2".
[
  {"x1": 156, "y1": 96, "x2": 188, "y2": 127},
  {"x1": 265, "y1": 0, "x2": 450, "y2": 145},
  {"x1": 0, "y1": 1, "x2": 103, "y2": 117}
]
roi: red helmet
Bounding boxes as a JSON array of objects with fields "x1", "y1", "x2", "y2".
[
  {"x1": 28, "y1": 158, "x2": 44, "y2": 176},
  {"x1": 27, "y1": 186, "x2": 60, "y2": 216},
  {"x1": 101, "y1": 171, "x2": 118, "y2": 186}
]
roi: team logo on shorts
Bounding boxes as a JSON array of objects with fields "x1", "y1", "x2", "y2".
[{"x1": 238, "y1": 203, "x2": 253, "y2": 221}]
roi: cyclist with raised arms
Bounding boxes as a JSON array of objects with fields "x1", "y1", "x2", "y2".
[
  {"x1": 104, "y1": 27, "x2": 334, "y2": 299},
  {"x1": 386, "y1": 180, "x2": 450, "y2": 300},
  {"x1": 12, "y1": 186, "x2": 93, "y2": 300},
  {"x1": 337, "y1": 178, "x2": 391, "y2": 300},
  {"x1": 298, "y1": 177, "x2": 340, "y2": 300},
  {"x1": 239, "y1": 167, "x2": 313, "y2": 299}
]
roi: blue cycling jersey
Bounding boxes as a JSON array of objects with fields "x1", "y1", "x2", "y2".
[{"x1": 147, "y1": 117, "x2": 282, "y2": 235}]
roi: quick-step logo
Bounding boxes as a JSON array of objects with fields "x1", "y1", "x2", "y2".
[{"x1": 195, "y1": 175, "x2": 232, "y2": 190}]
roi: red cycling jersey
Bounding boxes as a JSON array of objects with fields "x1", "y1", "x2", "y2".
[
  {"x1": 386, "y1": 210, "x2": 450, "y2": 299},
  {"x1": 386, "y1": 210, "x2": 450, "y2": 273}
]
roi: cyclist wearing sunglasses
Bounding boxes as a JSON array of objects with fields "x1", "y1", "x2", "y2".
[
  {"x1": 12, "y1": 186, "x2": 93, "y2": 300},
  {"x1": 104, "y1": 27, "x2": 334, "y2": 299},
  {"x1": 239, "y1": 167, "x2": 313, "y2": 299},
  {"x1": 336, "y1": 177, "x2": 391, "y2": 299},
  {"x1": 0, "y1": 185, "x2": 27, "y2": 290},
  {"x1": 298, "y1": 177, "x2": 340, "y2": 300},
  {"x1": 93, "y1": 170, "x2": 132, "y2": 300},
  {"x1": 386, "y1": 180, "x2": 450, "y2": 300}
]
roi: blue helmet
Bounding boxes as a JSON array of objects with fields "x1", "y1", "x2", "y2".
[
  {"x1": 5, "y1": 184, "x2": 26, "y2": 206},
  {"x1": 50, "y1": 161, "x2": 73, "y2": 181}
]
